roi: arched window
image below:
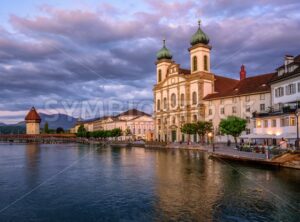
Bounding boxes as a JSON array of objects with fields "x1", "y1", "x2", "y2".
[
  {"x1": 158, "y1": 69, "x2": 162, "y2": 82},
  {"x1": 193, "y1": 56, "x2": 198, "y2": 71},
  {"x1": 180, "y1": 94, "x2": 184, "y2": 106},
  {"x1": 157, "y1": 99, "x2": 161, "y2": 110},
  {"x1": 192, "y1": 92, "x2": 197, "y2": 105},
  {"x1": 163, "y1": 97, "x2": 167, "y2": 109},
  {"x1": 204, "y1": 55, "x2": 208, "y2": 71},
  {"x1": 171, "y1": 93, "x2": 176, "y2": 108}
]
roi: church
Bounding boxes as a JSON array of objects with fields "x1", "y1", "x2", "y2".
[{"x1": 153, "y1": 21, "x2": 279, "y2": 143}]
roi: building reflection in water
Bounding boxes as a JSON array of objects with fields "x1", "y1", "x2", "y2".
[
  {"x1": 24, "y1": 143, "x2": 41, "y2": 186},
  {"x1": 152, "y1": 149, "x2": 223, "y2": 221}
]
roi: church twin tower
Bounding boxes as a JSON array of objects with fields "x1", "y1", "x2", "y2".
[{"x1": 156, "y1": 20, "x2": 211, "y2": 83}]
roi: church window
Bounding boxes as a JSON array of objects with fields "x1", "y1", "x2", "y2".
[
  {"x1": 180, "y1": 94, "x2": 184, "y2": 106},
  {"x1": 157, "y1": 99, "x2": 161, "y2": 110},
  {"x1": 158, "y1": 69, "x2": 162, "y2": 82},
  {"x1": 192, "y1": 92, "x2": 197, "y2": 105},
  {"x1": 193, "y1": 56, "x2": 198, "y2": 71},
  {"x1": 163, "y1": 97, "x2": 167, "y2": 109},
  {"x1": 204, "y1": 55, "x2": 208, "y2": 71},
  {"x1": 171, "y1": 93, "x2": 176, "y2": 108}
]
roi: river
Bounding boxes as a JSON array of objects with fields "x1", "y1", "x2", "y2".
[{"x1": 0, "y1": 143, "x2": 299, "y2": 221}]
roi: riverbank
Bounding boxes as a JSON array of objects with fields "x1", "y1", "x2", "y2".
[{"x1": 1, "y1": 135, "x2": 299, "y2": 170}]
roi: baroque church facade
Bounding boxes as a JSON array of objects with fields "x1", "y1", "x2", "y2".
[
  {"x1": 153, "y1": 21, "x2": 278, "y2": 143},
  {"x1": 153, "y1": 21, "x2": 216, "y2": 142}
]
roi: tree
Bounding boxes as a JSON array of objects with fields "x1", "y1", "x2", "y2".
[
  {"x1": 219, "y1": 116, "x2": 247, "y2": 146},
  {"x1": 181, "y1": 123, "x2": 197, "y2": 143},
  {"x1": 44, "y1": 122, "x2": 49, "y2": 134},
  {"x1": 56, "y1": 127, "x2": 64, "y2": 134},
  {"x1": 111, "y1": 128, "x2": 122, "y2": 140},
  {"x1": 195, "y1": 121, "x2": 213, "y2": 144},
  {"x1": 77, "y1": 124, "x2": 87, "y2": 137}
]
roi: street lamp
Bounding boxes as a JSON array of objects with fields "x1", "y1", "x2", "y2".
[
  {"x1": 208, "y1": 132, "x2": 215, "y2": 152},
  {"x1": 295, "y1": 109, "x2": 300, "y2": 150}
]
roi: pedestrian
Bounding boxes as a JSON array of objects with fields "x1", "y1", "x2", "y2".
[{"x1": 279, "y1": 138, "x2": 287, "y2": 149}]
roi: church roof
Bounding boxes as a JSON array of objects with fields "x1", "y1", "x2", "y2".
[
  {"x1": 25, "y1": 107, "x2": 41, "y2": 122},
  {"x1": 204, "y1": 73, "x2": 276, "y2": 100}
]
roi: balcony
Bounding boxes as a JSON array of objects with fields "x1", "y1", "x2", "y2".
[{"x1": 253, "y1": 102, "x2": 300, "y2": 118}]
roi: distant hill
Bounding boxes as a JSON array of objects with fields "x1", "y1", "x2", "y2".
[
  {"x1": 39, "y1": 113, "x2": 77, "y2": 130},
  {"x1": 13, "y1": 113, "x2": 77, "y2": 130},
  {"x1": 0, "y1": 125, "x2": 25, "y2": 134},
  {"x1": 0, "y1": 122, "x2": 6, "y2": 126}
]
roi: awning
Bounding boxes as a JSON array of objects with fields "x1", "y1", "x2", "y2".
[{"x1": 240, "y1": 133, "x2": 297, "y2": 139}]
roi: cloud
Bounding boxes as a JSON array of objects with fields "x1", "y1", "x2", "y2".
[{"x1": 0, "y1": 0, "x2": 299, "y2": 123}]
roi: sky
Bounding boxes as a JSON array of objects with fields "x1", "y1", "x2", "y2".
[{"x1": 0, "y1": 0, "x2": 299, "y2": 124}]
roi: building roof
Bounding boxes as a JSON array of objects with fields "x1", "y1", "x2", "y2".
[
  {"x1": 25, "y1": 107, "x2": 41, "y2": 122},
  {"x1": 204, "y1": 73, "x2": 276, "y2": 100},
  {"x1": 117, "y1": 109, "x2": 151, "y2": 117}
]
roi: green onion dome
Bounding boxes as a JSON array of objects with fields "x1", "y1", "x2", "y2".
[
  {"x1": 190, "y1": 20, "x2": 209, "y2": 46},
  {"x1": 157, "y1": 40, "x2": 172, "y2": 60}
]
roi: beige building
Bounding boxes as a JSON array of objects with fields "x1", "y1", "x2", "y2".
[
  {"x1": 153, "y1": 21, "x2": 280, "y2": 143},
  {"x1": 72, "y1": 109, "x2": 154, "y2": 141},
  {"x1": 25, "y1": 107, "x2": 41, "y2": 135}
]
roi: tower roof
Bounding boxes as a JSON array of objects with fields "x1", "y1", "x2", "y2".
[
  {"x1": 25, "y1": 107, "x2": 41, "y2": 122},
  {"x1": 190, "y1": 20, "x2": 210, "y2": 46},
  {"x1": 156, "y1": 39, "x2": 172, "y2": 60}
]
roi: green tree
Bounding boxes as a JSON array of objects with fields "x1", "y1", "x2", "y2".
[
  {"x1": 219, "y1": 116, "x2": 247, "y2": 146},
  {"x1": 195, "y1": 121, "x2": 213, "y2": 144},
  {"x1": 44, "y1": 122, "x2": 49, "y2": 134},
  {"x1": 56, "y1": 127, "x2": 64, "y2": 134},
  {"x1": 111, "y1": 128, "x2": 122, "y2": 140},
  {"x1": 77, "y1": 124, "x2": 87, "y2": 137},
  {"x1": 181, "y1": 123, "x2": 197, "y2": 143}
]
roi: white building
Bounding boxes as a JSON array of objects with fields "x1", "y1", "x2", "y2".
[
  {"x1": 251, "y1": 55, "x2": 300, "y2": 145},
  {"x1": 72, "y1": 109, "x2": 154, "y2": 141}
]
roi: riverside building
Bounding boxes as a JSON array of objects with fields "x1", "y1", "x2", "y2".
[{"x1": 153, "y1": 21, "x2": 298, "y2": 143}]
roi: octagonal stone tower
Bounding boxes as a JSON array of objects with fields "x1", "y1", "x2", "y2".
[{"x1": 25, "y1": 107, "x2": 41, "y2": 135}]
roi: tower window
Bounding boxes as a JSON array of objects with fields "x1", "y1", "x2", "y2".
[
  {"x1": 193, "y1": 56, "x2": 198, "y2": 71},
  {"x1": 158, "y1": 69, "x2": 162, "y2": 82},
  {"x1": 192, "y1": 92, "x2": 197, "y2": 105},
  {"x1": 204, "y1": 55, "x2": 208, "y2": 71}
]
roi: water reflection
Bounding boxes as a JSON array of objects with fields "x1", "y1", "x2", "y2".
[{"x1": 0, "y1": 144, "x2": 299, "y2": 222}]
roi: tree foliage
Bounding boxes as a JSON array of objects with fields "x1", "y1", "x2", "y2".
[
  {"x1": 195, "y1": 121, "x2": 213, "y2": 143},
  {"x1": 219, "y1": 116, "x2": 247, "y2": 145},
  {"x1": 44, "y1": 122, "x2": 49, "y2": 134},
  {"x1": 56, "y1": 127, "x2": 65, "y2": 134},
  {"x1": 77, "y1": 124, "x2": 87, "y2": 137}
]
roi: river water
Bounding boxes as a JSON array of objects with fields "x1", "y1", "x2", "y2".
[{"x1": 0, "y1": 143, "x2": 299, "y2": 221}]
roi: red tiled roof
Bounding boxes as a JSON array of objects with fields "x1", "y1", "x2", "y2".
[
  {"x1": 204, "y1": 73, "x2": 276, "y2": 100},
  {"x1": 179, "y1": 68, "x2": 191, "y2": 75},
  {"x1": 25, "y1": 107, "x2": 41, "y2": 122}
]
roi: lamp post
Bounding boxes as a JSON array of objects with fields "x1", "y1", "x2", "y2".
[
  {"x1": 295, "y1": 109, "x2": 300, "y2": 150},
  {"x1": 208, "y1": 132, "x2": 214, "y2": 152}
]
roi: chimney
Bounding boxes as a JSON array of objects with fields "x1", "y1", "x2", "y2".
[{"x1": 240, "y1": 65, "x2": 246, "y2": 80}]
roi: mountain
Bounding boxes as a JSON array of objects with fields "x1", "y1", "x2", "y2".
[
  {"x1": 0, "y1": 122, "x2": 6, "y2": 126},
  {"x1": 13, "y1": 113, "x2": 77, "y2": 130},
  {"x1": 39, "y1": 113, "x2": 77, "y2": 130}
]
